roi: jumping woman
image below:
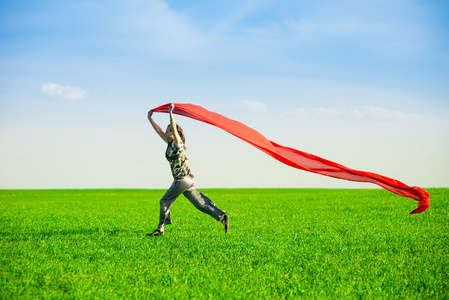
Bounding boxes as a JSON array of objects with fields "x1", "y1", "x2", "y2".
[{"x1": 147, "y1": 103, "x2": 229, "y2": 236}]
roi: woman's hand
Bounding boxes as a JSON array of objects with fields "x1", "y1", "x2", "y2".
[
  {"x1": 147, "y1": 110, "x2": 153, "y2": 120},
  {"x1": 169, "y1": 103, "x2": 175, "y2": 113}
]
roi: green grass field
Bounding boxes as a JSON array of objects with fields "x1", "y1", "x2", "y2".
[{"x1": 1, "y1": 188, "x2": 448, "y2": 299}]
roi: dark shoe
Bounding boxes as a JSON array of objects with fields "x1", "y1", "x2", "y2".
[
  {"x1": 146, "y1": 229, "x2": 164, "y2": 237},
  {"x1": 221, "y1": 214, "x2": 229, "y2": 233}
]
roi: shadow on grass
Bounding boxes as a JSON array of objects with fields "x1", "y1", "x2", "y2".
[{"x1": 0, "y1": 228, "x2": 145, "y2": 242}]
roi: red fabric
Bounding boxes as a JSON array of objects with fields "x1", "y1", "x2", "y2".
[{"x1": 152, "y1": 103, "x2": 429, "y2": 214}]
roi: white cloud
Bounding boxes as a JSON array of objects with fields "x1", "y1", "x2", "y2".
[
  {"x1": 42, "y1": 83, "x2": 86, "y2": 99},
  {"x1": 295, "y1": 106, "x2": 448, "y2": 124},
  {"x1": 233, "y1": 100, "x2": 267, "y2": 113},
  {"x1": 350, "y1": 106, "x2": 443, "y2": 123}
]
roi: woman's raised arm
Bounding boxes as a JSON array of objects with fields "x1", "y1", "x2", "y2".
[{"x1": 148, "y1": 110, "x2": 169, "y2": 143}]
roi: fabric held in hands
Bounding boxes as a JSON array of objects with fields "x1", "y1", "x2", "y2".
[{"x1": 152, "y1": 103, "x2": 429, "y2": 214}]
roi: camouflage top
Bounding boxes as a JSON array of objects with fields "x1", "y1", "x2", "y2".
[{"x1": 165, "y1": 139, "x2": 193, "y2": 180}]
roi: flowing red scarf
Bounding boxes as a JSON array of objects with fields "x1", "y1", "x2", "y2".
[{"x1": 152, "y1": 103, "x2": 429, "y2": 214}]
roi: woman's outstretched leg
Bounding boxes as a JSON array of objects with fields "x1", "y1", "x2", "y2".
[{"x1": 182, "y1": 181, "x2": 229, "y2": 232}]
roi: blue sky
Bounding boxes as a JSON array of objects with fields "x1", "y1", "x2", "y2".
[{"x1": 1, "y1": 0, "x2": 448, "y2": 189}]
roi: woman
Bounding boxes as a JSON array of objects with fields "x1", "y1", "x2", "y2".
[{"x1": 147, "y1": 103, "x2": 229, "y2": 236}]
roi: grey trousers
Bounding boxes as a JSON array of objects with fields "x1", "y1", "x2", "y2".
[{"x1": 158, "y1": 175, "x2": 225, "y2": 230}]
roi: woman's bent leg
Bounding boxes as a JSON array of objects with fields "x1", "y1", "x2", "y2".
[
  {"x1": 158, "y1": 178, "x2": 192, "y2": 230},
  {"x1": 183, "y1": 183, "x2": 226, "y2": 221}
]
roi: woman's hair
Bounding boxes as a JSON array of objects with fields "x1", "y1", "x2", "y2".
[
  {"x1": 168, "y1": 124, "x2": 186, "y2": 149},
  {"x1": 176, "y1": 124, "x2": 186, "y2": 145}
]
